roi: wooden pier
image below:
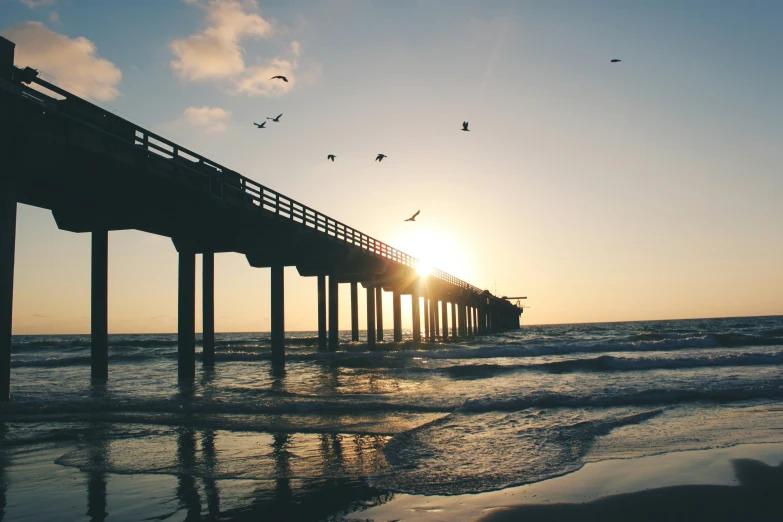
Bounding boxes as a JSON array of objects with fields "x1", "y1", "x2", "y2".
[{"x1": 0, "y1": 37, "x2": 523, "y2": 401}]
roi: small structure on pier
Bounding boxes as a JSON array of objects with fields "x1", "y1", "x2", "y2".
[{"x1": 0, "y1": 37, "x2": 523, "y2": 401}]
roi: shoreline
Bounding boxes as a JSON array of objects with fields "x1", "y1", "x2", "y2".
[{"x1": 344, "y1": 441, "x2": 783, "y2": 521}]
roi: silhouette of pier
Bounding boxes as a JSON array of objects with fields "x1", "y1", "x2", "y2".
[{"x1": 0, "y1": 37, "x2": 523, "y2": 401}]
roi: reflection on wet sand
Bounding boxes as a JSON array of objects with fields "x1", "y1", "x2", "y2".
[
  {"x1": 85, "y1": 424, "x2": 108, "y2": 522},
  {"x1": 0, "y1": 423, "x2": 8, "y2": 522},
  {"x1": 481, "y1": 458, "x2": 783, "y2": 522}
]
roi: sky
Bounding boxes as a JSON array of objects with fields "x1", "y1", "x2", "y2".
[{"x1": 2, "y1": 0, "x2": 782, "y2": 334}]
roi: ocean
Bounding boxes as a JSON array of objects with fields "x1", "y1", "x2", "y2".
[{"x1": 2, "y1": 315, "x2": 783, "y2": 521}]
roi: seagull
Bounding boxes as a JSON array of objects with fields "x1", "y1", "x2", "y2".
[
  {"x1": 253, "y1": 121, "x2": 267, "y2": 128},
  {"x1": 327, "y1": 155, "x2": 336, "y2": 162},
  {"x1": 610, "y1": 59, "x2": 622, "y2": 63},
  {"x1": 404, "y1": 210, "x2": 420, "y2": 222},
  {"x1": 271, "y1": 75, "x2": 289, "y2": 82},
  {"x1": 267, "y1": 113, "x2": 283, "y2": 122},
  {"x1": 461, "y1": 121, "x2": 470, "y2": 132},
  {"x1": 376, "y1": 154, "x2": 387, "y2": 162}
]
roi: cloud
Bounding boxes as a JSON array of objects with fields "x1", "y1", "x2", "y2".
[
  {"x1": 234, "y1": 57, "x2": 295, "y2": 96},
  {"x1": 2, "y1": 22, "x2": 121, "y2": 102},
  {"x1": 172, "y1": 0, "x2": 304, "y2": 96},
  {"x1": 48, "y1": 11, "x2": 60, "y2": 23},
  {"x1": 183, "y1": 106, "x2": 231, "y2": 133},
  {"x1": 170, "y1": 0, "x2": 273, "y2": 81},
  {"x1": 19, "y1": 0, "x2": 56, "y2": 8}
]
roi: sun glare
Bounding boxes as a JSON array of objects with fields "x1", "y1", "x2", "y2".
[
  {"x1": 416, "y1": 262, "x2": 433, "y2": 277},
  {"x1": 392, "y1": 225, "x2": 471, "y2": 281}
]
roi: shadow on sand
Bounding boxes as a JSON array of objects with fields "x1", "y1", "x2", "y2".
[{"x1": 481, "y1": 458, "x2": 783, "y2": 522}]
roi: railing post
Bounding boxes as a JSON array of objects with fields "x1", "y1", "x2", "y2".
[
  {"x1": 91, "y1": 229, "x2": 109, "y2": 381},
  {"x1": 202, "y1": 251, "x2": 215, "y2": 367},
  {"x1": 350, "y1": 280, "x2": 359, "y2": 342},
  {"x1": 392, "y1": 290, "x2": 402, "y2": 342},
  {"x1": 328, "y1": 275, "x2": 339, "y2": 351},
  {"x1": 375, "y1": 286, "x2": 383, "y2": 341}
]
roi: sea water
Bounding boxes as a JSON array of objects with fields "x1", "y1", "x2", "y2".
[{"x1": 1, "y1": 316, "x2": 783, "y2": 520}]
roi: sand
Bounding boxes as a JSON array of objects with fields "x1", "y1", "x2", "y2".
[{"x1": 343, "y1": 442, "x2": 783, "y2": 521}]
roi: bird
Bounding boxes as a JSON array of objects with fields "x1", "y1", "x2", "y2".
[
  {"x1": 376, "y1": 154, "x2": 387, "y2": 162},
  {"x1": 327, "y1": 155, "x2": 336, "y2": 162},
  {"x1": 253, "y1": 121, "x2": 267, "y2": 128},
  {"x1": 461, "y1": 121, "x2": 470, "y2": 132},
  {"x1": 610, "y1": 59, "x2": 621, "y2": 63},
  {"x1": 404, "y1": 210, "x2": 420, "y2": 222},
  {"x1": 270, "y1": 75, "x2": 288, "y2": 82},
  {"x1": 267, "y1": 113, "x2": 283, "y2": 122}
]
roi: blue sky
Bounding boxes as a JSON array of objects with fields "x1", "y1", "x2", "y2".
[{"x1": 2, "y1": 0, "x2": 782, "y2": 333}]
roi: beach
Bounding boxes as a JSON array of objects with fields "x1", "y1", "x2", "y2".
[{"x1": 2, "y1": 316, "x2": 783, "y2": 520}]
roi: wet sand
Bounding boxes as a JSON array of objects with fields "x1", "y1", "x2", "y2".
[{"x1": 344, "y1": 442, "x2": 783, "y2": 522}]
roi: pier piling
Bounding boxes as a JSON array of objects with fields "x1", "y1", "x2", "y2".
[
  {"x1": 202, "y1": 252, "x2": 215, "y2": 367},
  {"x1": 328, "y1": 275, "x2": 338, "y2": 351},
  {"x1": 375, "y1": 287, "x2": 383, "y2": 341},
  {"x1": 350, "y1": 280, "x2": 359, "y2": 342},
  {"x1": 317, "y1": 275, "x2": 326, "y2": 351},
  {"x1": 366, "y1": 284, "x2": 376, "y2": 349},
  {"x1": 0, "y1": 182, "x2": 16, "y2": 402},
  {"x1": 270, "y1": 263, "x2": 284, "y2": 367},
  {"x1": 392, "y1": 290, "x2": 402, "y2": 342},
  {"x1": 91, "y1": 230, "x2": 109, "y2": 381},
  {"x1": 441, "y1": 300, "x2": 448, "y2": 342},
  {"x1": 177, "y1": 249, "x2": 196, "y2": 381},
  {"x1": 412, "y1": 292, "x2": 421, "y2": 345}
]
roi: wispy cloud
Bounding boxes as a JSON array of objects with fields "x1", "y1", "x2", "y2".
[
  {"x1": 19, "y1": 0, "x2": 56, "y2": 8},
  {"x1": 48, "y1": 11, "x2": 60, "y2": 23},
  {"x1": 2, "y1": 22, "x2": 122, "y2": 102},
  {"x1": 183, "y1": 106, "x2": 231, "y2": 133},
  {"x1": 171, "y1": 0, "x2": 303, "y2": 97}
]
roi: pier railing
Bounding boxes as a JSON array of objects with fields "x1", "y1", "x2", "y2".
[{"x1": 13, "y1": 71, "x2": 483, "y2": 294}]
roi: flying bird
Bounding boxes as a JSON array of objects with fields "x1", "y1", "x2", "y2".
[
  {"x1": 270, "y1": 75, "x2": 288, "y2": 82},
  {"x1": 404, "y1": 210, "x2": 420, "y2": 222},
  {"x1": 462, "y1": 121, "x2": 470, "y2": 132},
  {"x1": 610, "y1": 59, "x2": 622, "y2": 63},
  {"x1": 253, "y1": 121, "x2": 267, "y2": 128},
  {"x1": 375, "y1": 154, "x2": 387, "y2": 162},
  {"x1": 327, "y1": 155, "x2": 336, "y2": 162},
  {"x1": 267, "y1": 113, "x2": 283, "y2": 122}
]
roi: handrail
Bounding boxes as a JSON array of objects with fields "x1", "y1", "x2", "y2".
[{"x1": 12, "y1": 71, "x2": 484, "y2": 295}]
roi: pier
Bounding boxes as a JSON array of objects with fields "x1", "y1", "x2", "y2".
[{"x1": 0, "y1": 37, "x2": 523, "y2": 401}]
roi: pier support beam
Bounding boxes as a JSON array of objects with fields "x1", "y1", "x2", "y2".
[
  {"x1": 441, "y1": 300, "x2": 448, "y2": 342},
  {"x1": 433, "y1": 300, "x2": 440, "y2": 340},
  {"x1": 451, "y1": 302, "x2": 458, "y2": 339},
  {"x1": 392, "y1": 290, "x2": 402, "y2": 342},
  {"x1": 424, "y1": 298, "x2": 430, "y2": 342},
  {"x1": 178, "y1": 250, "x2": 196, "y2": 381},
  {"x1": 0, "y1": 186, "x2": 16, "y2": 402},
  {"x1": 375, "y1": 287, "x2": 384, "y2": 341},
  {"x1": 270, "y1": 263, "x2": 284, "y2": 367},
  {"x1": 317, "y1": 275, "x2": 326, "y2": 351},
  {"x1": 411, "y1": 293, "x2": 421, "y2": 345},
  {"x1": 91, "y1": 230, "x2": 109, "y2": 381},
  {"x1": 366, "y1": 285, "x2": 376, "y2": 349},
  {"x1": 202, "y1": 252, "x2": 215, "y2": 367},
  {"x1": 350, "y1": 280, "x2": 359, "y2": 342},
  {"x1": 328, "y1": 275, "x2": 338, "y2": 351}
]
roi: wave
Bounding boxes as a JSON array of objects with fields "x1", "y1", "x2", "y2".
[
  {"x1": 460, "y1": 384, "x2": 783, "y2": 412},
  {"x1": 11, "y1": 353, "x2": 158, "y2": 368}
]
